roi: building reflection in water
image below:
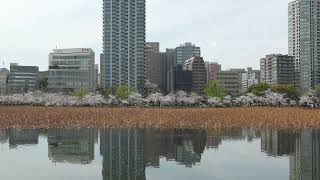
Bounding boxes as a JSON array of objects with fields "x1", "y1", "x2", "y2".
[
  {"x1": 47, "y1": 129, "x2": 96, "y2": 164},
  {"x1": 206, "y1": 128, "x2": 260, "y2": 149},
  {"x1": 0, "y1": 129, "x2": 8, "y2": 144},
  {"x1": 289, "y1": 130, "x2": 320, "y2": 180},
  {"x1": 100, "y1": 129, "x2": 146, "y2": 180},
  {"x1": 1, "y1": 127, "x2": 320, "y2": 180},
  {"x1": 44, "y1": 128, "x2": 320, "y2": 180},
  {"x1": 261, "y1": 130, "x2": 296, "y2": 157},
  {"x1": 8, "y1": 129, "x2": 39, "y2": 148},
  {"x1": 259, "y1": 129, "x2": 320, "y2": 180},
  {"x1": 145, "y1": 129, "x2": 205, "y2": 167},
  {"x1": 99, "y1": 129, "x2": 207, "y2": 180}
]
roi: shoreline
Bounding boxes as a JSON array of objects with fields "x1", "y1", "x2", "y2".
[{"x1": 0, "y1": 106, "x2": 320, "y2": 130}]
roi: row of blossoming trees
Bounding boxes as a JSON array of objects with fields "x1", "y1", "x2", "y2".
[{"x1": 0, "y1": 85, "x2": 319, "y2": 108}]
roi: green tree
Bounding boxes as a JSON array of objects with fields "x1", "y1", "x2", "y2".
[
  {"x1": 116, "y1": 86, "x2": 135, "y2": 100},
  {"x1": 271, "y1": 84, "x2": 300, "y2": 99},
  {"x1": 204, "y1": 80, "x2": 225, "y2": 99},
  {"x1": 248, "y1": 83, "x2": 271, "y2": 96},
  {"x1": 73, "y1": 88, "x2": 88, "y2": 99},
  {"x1": 314, "y1": 85, "x2": 320, "y2": 98},
  {"x1": 38, "y1": 78, "x2": 48, "y2": 92},
  {"x1": 97, "y1": 86, "x2": 117, "y2": 97}
]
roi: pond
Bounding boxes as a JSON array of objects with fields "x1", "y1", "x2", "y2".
[{"x1": 0, "y1": 128, "x2": 317, "y2": 180}]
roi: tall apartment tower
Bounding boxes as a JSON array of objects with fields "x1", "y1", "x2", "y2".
[
  {"x1": 289, "y1": 0, "x2": 320, "y2": 90},
  {"x1": 102, "y1": 0, "x2": 146, "y2": 92}
]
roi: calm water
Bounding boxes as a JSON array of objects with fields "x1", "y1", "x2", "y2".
[{"x1": 0, "y1": 128, "x2": 317, "y2": 180}]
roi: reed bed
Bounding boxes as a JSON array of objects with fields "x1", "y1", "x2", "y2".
[{"x1": 0, "y1": 106, "x2": 320, "y2": 130}]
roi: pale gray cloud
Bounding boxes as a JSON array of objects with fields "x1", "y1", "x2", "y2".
[{"x1": 0, "y1": 0, "x2": 292, "y2": 70}]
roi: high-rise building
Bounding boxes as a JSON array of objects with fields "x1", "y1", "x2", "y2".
[
  {"x1": 0, "y1": 68, "x2": 9, "y2": 95},
  {"x1": 205, "y1": 62, "x2": 221, "y2": 83},
  {"x1": 241, "y1": 67, "x2": 260, "y2": 93},
  {"x1": 260, "y1": 54, "x2": 294, "y2": 85},
  {"x1": 160, "y1": 52, "x2": 167, "y2": 91},
  {"x1": 48, "y1": 48, "x2": 95, "y2": 93},
  {"x1": 145, "y1": 42, "x2": 159, "y2": 52},
  {"x1": 175, "y1": 42, "x2": 201, "y2": 65},
  {"x1": 100, "y1": 54, "x2": 105, "y2": 88},
  {"x1": 165, "y1": 48, "x2": 176, "y2": 92},
  {"x1": 95, "y1": 64, "x2": 99, "y2": 88},
  {"x1": 218, "y1": 69, "x2": 245, "y2": 97},
  {"x1": 102, "y1": 0, "x2": 146, "y2": 92},
  {"x1": 7, "y1": 63, "x2": 39, "y2": 94},
  {"x1": 145, "y1": 42, "x2": 166, "y2": 90},
  {"x1": 184, "y1": 57, "x2": 206, "y2": 95},
  {"x1": 289, "y1": 0, "x2": 320, "y2": 90},
  {"x1": 168, "y1": 65, "x2": 193, "y2": 93}
]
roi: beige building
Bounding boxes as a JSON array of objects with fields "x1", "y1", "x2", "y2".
[
  {"x1": 218, "y1": 69, "x2": 245, "y2": 97},
  {"x1": 205, "y1": 62, "x2": 221, "y2": 83},
  {"x1": 184, "y1": 57, "x2": 206, "y2": 95},
  {"x1": 145, "y1": 42, "x2": 166, "y2": 90}
]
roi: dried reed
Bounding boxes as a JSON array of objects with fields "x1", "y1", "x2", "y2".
[{"x1": 0, "y1": 106, "x2": 320, "y2": 130}]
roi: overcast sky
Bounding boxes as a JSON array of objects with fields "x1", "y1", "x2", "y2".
[{"x1": 0, "y1": 0, "x2": 292, "y2": 71}]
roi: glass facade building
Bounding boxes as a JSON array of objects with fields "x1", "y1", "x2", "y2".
[
  {"x1": 0, "y1": 68, "x2": 9, "y2": 95},
  {"x1": 48, "y1": 48, "x2": 95, "y2": 92},
  {"x1": 171, "y1": 65, "x2": 193, "y2": 93},
  {"x1": 102, "y1": 0, "x2": 146, "y2": 92},
  {"x1": 176, "y1": 43, "x2": 201, "y2": 65},
  {"x1": 7, "y1": 63, "x2": 39, "y2": 94}
]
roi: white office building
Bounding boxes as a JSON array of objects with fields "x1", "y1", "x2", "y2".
[{"x1": 48, "y1": 48, "x2": 95, "y2": 92}]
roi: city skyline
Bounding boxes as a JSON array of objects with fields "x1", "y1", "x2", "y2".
[{"x1": 0, "y1": 0, "x2": 293, "y2": 71}]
